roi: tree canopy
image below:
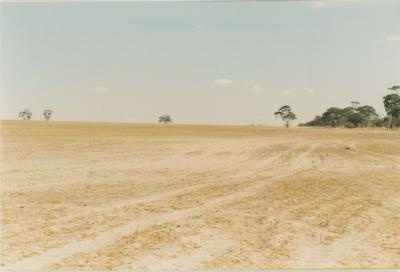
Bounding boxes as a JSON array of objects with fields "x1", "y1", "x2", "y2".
[
  {"x1": 300, "y1": 104, "x2": 379, "y2": 128},
  {"x1": 159, "y1": 115, "x2": 172, "y2": 124},
  {"x1": 274, "y1": 105, "x2": 297, "y2": 128},
  {"x1": 18, "y1": 109, "x2": 32, "y2": 120}
]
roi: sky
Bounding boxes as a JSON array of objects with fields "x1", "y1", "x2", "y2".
[{"x1": 1, "y1": 0, "x2": 399, "y2": 125}]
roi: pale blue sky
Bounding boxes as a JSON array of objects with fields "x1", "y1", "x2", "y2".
[{"x1": 1, "y1": 1, "x2": 399, "y2": 125}]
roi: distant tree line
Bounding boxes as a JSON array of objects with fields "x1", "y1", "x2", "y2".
[
  {"x1": 18, "y1": 85, "x2": 400, "y2": 130},
  {"x1": 18, "y1": 109, "x2": 175, "y2": 124},
  {"x1": 299, "y1": 86, "x2": 400, "y2": 129},
  {"x1": 299, "y1": 104, "x2": 380, "y2": 128}
]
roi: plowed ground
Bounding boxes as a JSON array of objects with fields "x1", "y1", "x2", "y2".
[{"x1": 1, "y1": 121, "x2": 399, "y2": 270}]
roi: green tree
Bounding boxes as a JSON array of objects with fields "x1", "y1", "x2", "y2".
[
  {"x1": 383, "y1": 93, "x2": 400, "y2": 129},
  {"x1": 321, "y1": 107, "x2": 344, "y2": 128},
  {"x1": 356, "y1": 105, "x2": 378, "y2": 127},
  {"x1": 18, "y1": 109, "x2": 32, "y2": 120},
  {"x1": 158, "y1": 114, "x2": 172, "y2": 124},
  {"x1": 348, "y1": 112, "x2": 364, "y2": 128},
  {"x1": 341, "y1": 107, "x2": 356, "y2": 120},
  {"x1": 274, "y1": 105, "x2": 297, "y2": 128}
]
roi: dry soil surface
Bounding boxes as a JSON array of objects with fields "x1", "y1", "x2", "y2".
[{"x1": 1, "y1": 121, "x2": 399, "y2": 270}]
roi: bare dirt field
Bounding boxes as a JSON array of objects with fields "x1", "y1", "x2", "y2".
[{"x1": 1, "y1": 120, "x2": 399, "y2": 270}]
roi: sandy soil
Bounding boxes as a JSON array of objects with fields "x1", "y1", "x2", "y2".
[{"x1": 1, "y1": 120, "x2": 399, "y2": 270}]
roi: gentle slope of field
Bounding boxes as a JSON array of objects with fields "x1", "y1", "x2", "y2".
[{"x1": 1, "y1": 120, "x2": 399, "y2": 269}]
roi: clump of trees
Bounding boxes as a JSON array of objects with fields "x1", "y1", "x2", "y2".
[
  {"x1": 300, "y1": 85, "x2": 400, "y2": 130},
  {"x1": 300, "y1": 104, "x2": 378, "y2": 128},
  {"x1": 159, "y1": 114, "x2": 172, "y2": 124},
  {"x1": 274, "y1": 105, "x2": 297, "y2": 128}
]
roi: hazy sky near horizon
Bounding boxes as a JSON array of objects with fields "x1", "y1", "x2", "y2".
[{"x1": 1, "y1": 1, "x2": 400, "y2": 125}]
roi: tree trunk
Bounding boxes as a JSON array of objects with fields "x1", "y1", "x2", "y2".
[{"x1": 389, "y1": 115, "x2": 394, "y2": 130}]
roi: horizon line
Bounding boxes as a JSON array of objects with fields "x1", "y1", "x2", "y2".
[{"x1": 0, "y1": 119, "x2": 286, "y2": 127}]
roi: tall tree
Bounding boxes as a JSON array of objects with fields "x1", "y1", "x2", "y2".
[
  {"x1": 274, "y1": 105, "x2": 297, "y2": 128},
  {"x1": 383, "y1": 93, "x2": 400, "y2": 129},
  {"x1": 18, "y1": 109, "x2": 32, "y2": 120}
]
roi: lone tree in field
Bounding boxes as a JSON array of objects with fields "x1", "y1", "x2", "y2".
[
  {"x1": 159, "y1": 114, "x2": 172, "y2": 124},
  {"x1": 18, "y1": 109, "x2": 32, "y2": 120},
  {"x1": 383, "y1": 86, "x2": 400, "y2": 129},
  {"x1": 274, "y1": 105, "x2": 297, "y2": 128},
  {"x1": 43, "y1": 109, "x2": 54, "y2": 121}
]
